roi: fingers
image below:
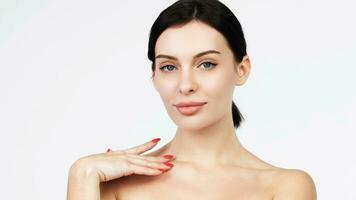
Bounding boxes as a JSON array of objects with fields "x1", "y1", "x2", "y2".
[
  {"x1": 123, "y1": 138, "x2": 161, "y2": 155},
  {"x1": 100, "y1": 139, "x2": 175, "y2": 179},
  {"x1": 128, "y1": 154, "x2": 175, "y2": 163},
  {"x1": 129, "y1": 156, "x2": 173, "y2": 170},
  {"x1": 126, "y1": 157, "x2": 174, "y2": 176},
  {"x1": 125, "y1": 163, "x2": 164, "y2": 176}
]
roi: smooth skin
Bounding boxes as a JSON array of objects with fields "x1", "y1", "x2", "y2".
[
  {"x1": 67, "y1": 139, "x2": 176, "y2": 200},
  {"x1": 67, "y1": 20, "x2": 317, "y2": 200}
]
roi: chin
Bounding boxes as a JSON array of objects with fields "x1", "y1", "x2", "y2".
[{"x1": 171, "y1": 114, "x2": 217, "y2": 131}]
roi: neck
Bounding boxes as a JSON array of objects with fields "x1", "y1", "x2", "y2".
[{"x1": 161, "y1": 112, "x2": 245, "y2": 168}]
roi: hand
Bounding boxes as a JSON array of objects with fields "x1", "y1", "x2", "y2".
[{"x1": 69, "y1": 138, "x2": 175, "y2": 182}]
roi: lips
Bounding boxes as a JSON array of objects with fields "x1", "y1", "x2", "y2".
[
  {"x1": 174, "y1": 102, "x2": 207, "y2": 107},
  {"x1": 174, "y1": 101, "x2": 207, "y2": 115}
]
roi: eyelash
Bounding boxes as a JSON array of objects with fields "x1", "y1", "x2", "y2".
[{"x1": 159, "y1": 61, "x2": 217, "y2": 72}]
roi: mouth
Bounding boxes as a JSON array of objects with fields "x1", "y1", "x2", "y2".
[{"x1": 174, "y1": 102, "x2": 207, "y2": 116}]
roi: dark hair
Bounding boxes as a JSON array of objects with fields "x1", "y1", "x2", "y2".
[{"x1": 147, "y1": 0, "x2": 246, "y2": 129}]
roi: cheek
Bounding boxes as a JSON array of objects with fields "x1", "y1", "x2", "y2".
[
  {"x1": 201, "y1": 68, "x2": 235, "y2": 101},
  {"x1": 154, "y1": 77, "x2": 177, "y2": 104}
]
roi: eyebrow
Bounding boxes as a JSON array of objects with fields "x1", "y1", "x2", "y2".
[{"x1": 155, "y1": 50, "x2": 221, "y2": 61}]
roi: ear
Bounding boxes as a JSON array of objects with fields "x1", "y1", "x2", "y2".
[{"x1": 234, "y1": 55, "x2": 251, "y2": 86}]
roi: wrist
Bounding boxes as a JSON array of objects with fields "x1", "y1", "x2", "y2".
[
  {"x1": 67, "y1": 159, "x2": 101, "y2": 200},
  {"x1": 69, "y1": 159, "x2": 100, "y2": 183}
]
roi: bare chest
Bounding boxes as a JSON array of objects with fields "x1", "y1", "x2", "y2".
[{"x1": 114, "y1": 170, "x2": 275, "y2": 200}]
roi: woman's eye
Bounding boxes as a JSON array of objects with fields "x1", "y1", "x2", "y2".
[
  {"x1": 159, "y1": 65, "x2": 176, "y2": 72},
  {"x1": 199, "y1": 61, "x2": 217, "y2": 70},
  {"x1": 159, "y1": 62, "x2": 216, "y2": 72}
]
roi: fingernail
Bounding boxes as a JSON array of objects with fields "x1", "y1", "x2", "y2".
[
  {"x1": 106, "y1": 148, "x2": 112, "y2": 152},
  {"x1": 151, "y1": 138, "x2": 161, "y2": 143},
  {"x1": 163, "y1": 154, "x2": 174, "y2": 159},
  {"x1": 158, "y1": 168, "x2": 165, "y2": 172},
  {"x1": 164, "y1": 162, "x2": 174, "y2": 167}
]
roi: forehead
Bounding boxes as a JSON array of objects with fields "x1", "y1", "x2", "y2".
[{"x1": 155, "y1": 20, "x2": 229, "y2": 57}]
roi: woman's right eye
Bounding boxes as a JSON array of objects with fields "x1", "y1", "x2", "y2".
[{"x1": 159, "y1": 65, "x2": 176, "y2": 72}]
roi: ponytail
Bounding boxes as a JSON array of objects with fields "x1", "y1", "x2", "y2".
[{"x1": 232, "y1": 100, "x2": 244, "y2": 129}]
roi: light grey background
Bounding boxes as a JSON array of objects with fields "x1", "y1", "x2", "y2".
[{"x1": 0, "y1": 0, "x2": 355, "y2": 199}]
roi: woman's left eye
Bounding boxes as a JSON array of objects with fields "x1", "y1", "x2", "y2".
[{"x1": 199, "y1": 61, "x2": 217, "y2": 70}]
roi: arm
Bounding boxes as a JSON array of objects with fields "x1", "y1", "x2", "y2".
[
  {"x1": 66, "y1": 161, "x2": 101, "y2": 200},
  {"x1": 66, "y1": 161, "x2": 116, "y2": 200},
  {"x1": 66, "y1": 138, "x2": 173, "y2": 200},
  {"x1": 273, "y1": 169, "x2": 317, "y2": 200}
]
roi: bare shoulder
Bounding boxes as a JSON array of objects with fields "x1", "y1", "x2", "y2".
[
  {"x1": 99, "y1": 172, "x2": 147, "y2": 200},
  {"x1": 272, "y1": 168, "x2": 317, "y2": 200}
]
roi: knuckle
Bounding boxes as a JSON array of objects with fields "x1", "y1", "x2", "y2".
[
  {"x1": 150, "y1": 161, "x2": 161, "y2": 168},
  {"x1": 115, "y1": 150, "x2": 125, "y2": 155},
  {"x1": 122, "y1": 161, "x2": 133, "y2": 176},
  {"x1": 121, "y1": 151, "x2": 129, "y2": 157},
  {"x1": 132, "y1": 147, "x2": 141, "y2": 154}
]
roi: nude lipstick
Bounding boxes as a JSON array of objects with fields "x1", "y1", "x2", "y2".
[{"x1": 174, "y1": 101, "x2": 207, "y2": 116}]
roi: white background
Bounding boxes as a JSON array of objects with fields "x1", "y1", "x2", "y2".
[{"x1": 0, "y1": 0, "x2": 355, "y2": 199}]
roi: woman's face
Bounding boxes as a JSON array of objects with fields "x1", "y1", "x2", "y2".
[{"x1": 152, "y1": 20, "x2": 249, "y2": 131}]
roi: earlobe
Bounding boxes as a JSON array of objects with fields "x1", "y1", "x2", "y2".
[
  {"x1": 234, "y1": 55, "x2": 251, "y2": 86},
  {"x1": 235, "y1": 65, "x2": 243, "y2": 86}
]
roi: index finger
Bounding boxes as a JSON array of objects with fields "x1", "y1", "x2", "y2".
[{"x1": 123, "y1": 138, "x2": 161, "y2": 155}]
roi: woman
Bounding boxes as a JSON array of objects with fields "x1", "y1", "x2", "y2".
[{"x1": 67, "y1": 0, "x2": 317, "y2": 199}]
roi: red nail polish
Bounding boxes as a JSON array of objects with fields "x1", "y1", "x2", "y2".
[
  {"x1": 164, "y1": 162, "x2": 174, "y2": 167},
  {"x1": 106, "y1": 148, "x2": 112, "y2": 152},
  {"x1": 163, "y1": 154, "x2": 174, "y2": 159},
  {"x1": 151, "y1": 138, "x2": 161, "y2": 143},
  {"x1": 158, "y1": 168, "x2": 165, "y2": 172}
]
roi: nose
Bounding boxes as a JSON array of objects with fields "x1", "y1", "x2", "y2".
[{"x1": 179, "y1": 68, "x2": 197, "y2": 95}]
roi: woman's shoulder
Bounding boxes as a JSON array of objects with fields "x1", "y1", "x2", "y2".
[
  {"x1": 240, "y1": 153, "x2": 316, "y2": 199},
  {"x1": 269, "y1": 167, "x2": 317, "y2": 200},
  {"x1": 99, "y1": 174, "x2": 140, "y2": 200}
]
